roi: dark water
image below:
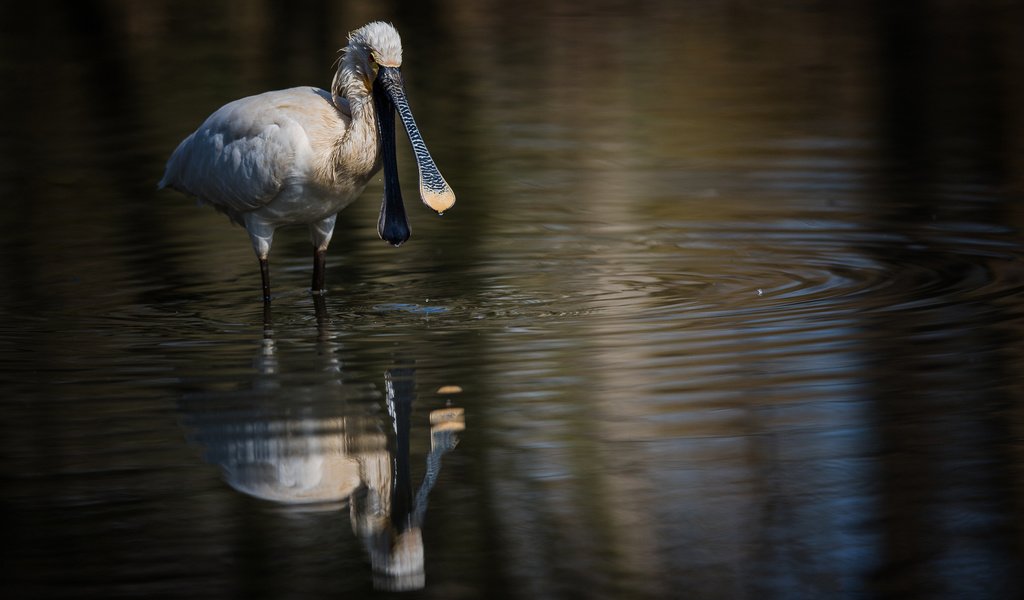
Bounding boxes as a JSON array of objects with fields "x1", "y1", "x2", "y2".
[{"x1": 3, "y1": 1, "x2": 1024, "y2": 598}]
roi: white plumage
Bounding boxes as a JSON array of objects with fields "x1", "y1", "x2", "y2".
[{"x1": 159, "y1": 21, "x2": 454, "y2": 301}]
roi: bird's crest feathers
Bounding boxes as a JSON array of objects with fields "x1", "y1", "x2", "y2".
[{"x1": 348, "y1": 21, "x2": 402, "y2": 67}]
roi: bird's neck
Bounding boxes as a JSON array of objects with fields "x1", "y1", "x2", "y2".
[{"x1": 331, "y1": 63, "x2": 381, "y2": 175}]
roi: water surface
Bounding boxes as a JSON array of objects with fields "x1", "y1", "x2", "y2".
[{"x1": 3, "y1": 2, "x2": 1024, "y2": 599}]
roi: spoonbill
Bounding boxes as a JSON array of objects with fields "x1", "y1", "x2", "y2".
[{"x1": 159, "y1": 21, "x2": 455, "y2": 301}]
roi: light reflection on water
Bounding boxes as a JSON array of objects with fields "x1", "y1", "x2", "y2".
[{"x1": 2, "y1": 1, "x2": 1024, "y2": 599}]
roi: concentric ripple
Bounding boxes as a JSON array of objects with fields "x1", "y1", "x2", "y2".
[{"x1": 468, "y1": 216, "x2": 1024, "y2": 329}]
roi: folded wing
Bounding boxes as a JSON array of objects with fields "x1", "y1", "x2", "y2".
[{"x1": 159, "y1": 90, "x2": 320, "y2": 216}]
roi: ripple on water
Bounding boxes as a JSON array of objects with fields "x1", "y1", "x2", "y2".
[
  {"x1": 513, "y1": 217, "x2": 1024, "y2": 324},
  {"x1": 468, "y1": 208, "x2": 1024, "y2": 456}
]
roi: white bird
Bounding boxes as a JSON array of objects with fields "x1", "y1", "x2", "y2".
[{"x1": 159, "y1": 21, "x2": 455, "y2": 301}]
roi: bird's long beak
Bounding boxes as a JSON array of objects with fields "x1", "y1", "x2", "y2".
[
  {"x1": 375, "y1": 66, "x2": 456, "y2": 215},
  {"x1": 372, "y1": 71, "x2": 410, "y2": 246}
]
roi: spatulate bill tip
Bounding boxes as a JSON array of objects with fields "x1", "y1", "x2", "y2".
[{"x1": 422, "y1": 187, "x2": 456, "y2": 214}]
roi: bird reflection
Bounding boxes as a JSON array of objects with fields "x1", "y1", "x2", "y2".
[
  {"x1": 181, "y1": 300, "x2": 464, "y2": 591},
  {"x1": 356, "y1": 368, "x2": 465, "y2": 590}
]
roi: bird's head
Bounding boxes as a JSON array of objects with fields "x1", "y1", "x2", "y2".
[
  {"x1": 347, "y1": 21, "x2": 403, "y2": 88},
  {"x1": 334, "y1": 22, "x2": 455, "y2": 246}
]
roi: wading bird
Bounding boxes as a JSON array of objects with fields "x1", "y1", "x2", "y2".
[{"x1": 159, "y1": 21, "x2": 454, "y2": 301}]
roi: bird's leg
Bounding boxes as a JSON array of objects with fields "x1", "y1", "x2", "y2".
[
  {"x1": 262, "y1": 299, "x2": 273, "y2": 328},
  {"x1": 309, "y1": 215, "x2": 336, "y2": 296},
  {"x1": 312, "y1": 247, "x2": 327, "y2": 295},
  {"x1": 244, "y1": 216, "x2": 276, "y2": 303},
  {"x1": 259, "y1": 257, "x2": 272, "y2": 302}
]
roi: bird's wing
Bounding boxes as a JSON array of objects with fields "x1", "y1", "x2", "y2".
[{"x1": 160, "y1": 89, "x2": 326, "y2": 213}]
